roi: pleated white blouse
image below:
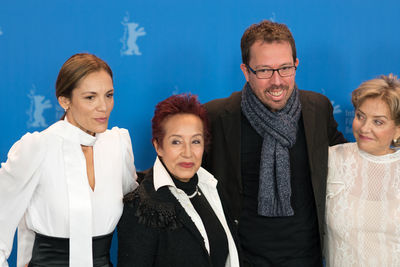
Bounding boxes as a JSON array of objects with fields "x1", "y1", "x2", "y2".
[{"x1": 0, "y1": 119, "x2": 137, "y2": 267}]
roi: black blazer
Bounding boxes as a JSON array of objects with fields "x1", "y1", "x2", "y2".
[
  {"x1": 117, "y1": 168, "x2": 239, "y2": 267},
  {"x1": 202, "y1": 89, "x2": 346, "y2": 246}
]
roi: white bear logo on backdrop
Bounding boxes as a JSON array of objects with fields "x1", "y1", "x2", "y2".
[
  {"x1": 321, "y1": 88, "x2": 351, "y2": 136},
  {"x1": 120, "y1": 13, "x2": 146, "y2": 56},
  {"x1": 331, "y1": 100, "x2": 342, "y2": 115},
  {"x1": 269, "y1": 12, "x2": 276, "y2": 22},
  {"x1": 320, "y1": 88, "x2": 343, "y2": 115},
  {"x1": 27, "y1": 86, "x2": 52, "y2": 128}
]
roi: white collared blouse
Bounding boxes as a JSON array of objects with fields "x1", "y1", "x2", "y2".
[{"x1": 0, "y1": 120, "x2": 138, "y2": 267}]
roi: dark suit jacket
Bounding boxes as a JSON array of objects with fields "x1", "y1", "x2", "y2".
[{"x1": 202, "y1": 89, "x2": 346, "y2": 248}]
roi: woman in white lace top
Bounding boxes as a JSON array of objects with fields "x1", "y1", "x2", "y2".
[{"x1": 325, "y1": 74, "x2": 400, "y2": 266}]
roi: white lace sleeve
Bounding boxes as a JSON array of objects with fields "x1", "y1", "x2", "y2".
[
  {"x1": 0, "y1": 132, "x2": 45, "y2": 266},
  {"x1": 326, "y1": 145, "x2": 346, "y2": 199}
]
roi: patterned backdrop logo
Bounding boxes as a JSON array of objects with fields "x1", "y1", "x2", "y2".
[
  {"x1": 344, "y1": 109, "x2": 355, "y2": 135},
  {"x1": 55, "y1": 105, "x2": 65, "y2": 120},
  {"x1": 269, "y1": 12, "x2": 276, "y2": 22},
  {"x1": 331, "y1": 100, "x2": 342, "y2": 115},
  {"x1": 120, "y1": 13, "x2": 146, "y2": 56},
  {"x1": 172, "y1": 85, "x2": 180, "y2": 95},
  {"x1": 330, "y1": 98, "x2": 355, "y2": 137},
  {"x1": 0, "y1": 27, "x2": 3, "y2": 36},
  {"x1": 27, "y1": 86, "x2": 52, "y2": 128}
]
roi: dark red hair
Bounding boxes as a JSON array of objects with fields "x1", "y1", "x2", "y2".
[{"x1": 152, "y1": 94, "x2": 210, "y2": 149}]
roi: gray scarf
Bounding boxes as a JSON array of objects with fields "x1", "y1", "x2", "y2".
[{"x1": 241, "y1": 83, "x2": 301, "y2": 217}]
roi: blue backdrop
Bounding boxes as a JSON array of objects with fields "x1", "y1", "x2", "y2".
[{"x1": 2, "y1": 0, "x2": 400, "y2": 265}]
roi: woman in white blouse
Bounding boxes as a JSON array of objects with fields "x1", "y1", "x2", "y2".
[
  {"x1": 325, "y1": 74, "x2": 400, "y2": 266},
  {"x1": 0, "y1": 53, "x2": 137, "y2": 267}
]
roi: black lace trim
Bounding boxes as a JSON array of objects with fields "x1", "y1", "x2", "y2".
[{"x1": 127, "y1": 185, "x2": 182, "y2": 230}]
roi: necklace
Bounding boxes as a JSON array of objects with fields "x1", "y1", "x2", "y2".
[{"x1": 188, "y1": 186, "x2": 201, "y2": 199}]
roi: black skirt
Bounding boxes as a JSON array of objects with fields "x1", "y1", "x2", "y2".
[{"x1": 28, "y1": 232, "x2": 113, "y2": 267}]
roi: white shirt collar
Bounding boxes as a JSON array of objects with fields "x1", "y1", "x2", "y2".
[
  {"x1": 153, "y1": 157, "x2": 176, "y2": 191},
  {"x1": 358, "y1": 146, "x2": 400, "y2": 163},
  {"x1": 48, "y1": 118, "x2": 97, "y2": 146},
  {"x1": 153, "y1": 156, "x2": 217, "y2": 191}
]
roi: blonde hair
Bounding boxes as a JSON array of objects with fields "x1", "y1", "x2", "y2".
[{"x1": 352, "y1": 74, "x2": 400, "y2": 126}]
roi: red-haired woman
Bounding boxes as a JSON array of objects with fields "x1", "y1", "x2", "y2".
[{"x1": 118, "y1": 94, "x2": 239, "y2": 267}]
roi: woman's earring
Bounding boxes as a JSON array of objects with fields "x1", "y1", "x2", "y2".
[{"x1": 393, "y1": 138, "x2": 399, "y2": 147}]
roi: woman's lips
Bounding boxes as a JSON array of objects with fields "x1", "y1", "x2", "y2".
[
  {"x1": 359, "y1": 134, "x2": 373, "y2": 141},
  {"x1": 95, "y1": 117, "x2": 107, "y2": 123},
  {"x1": 178, "y1": 162, "x2": 194, "y2": 168}
]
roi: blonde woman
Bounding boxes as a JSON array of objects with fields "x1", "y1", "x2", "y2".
[{"x1": 325, "y1": 74, "x2": 400, "y2": 266}]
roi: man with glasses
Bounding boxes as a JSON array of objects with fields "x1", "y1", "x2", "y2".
[{"x1": 203, "y1": 20, "x2": 346, "y2": 266}]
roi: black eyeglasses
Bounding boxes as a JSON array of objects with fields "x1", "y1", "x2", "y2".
[{"x1": 246, "y1": 65, "x2": 297, "y2": 79}]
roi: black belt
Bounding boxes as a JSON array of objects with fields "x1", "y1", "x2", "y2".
[{"x1": 28, "y1": 232, "x2": 113, "y2": 267}]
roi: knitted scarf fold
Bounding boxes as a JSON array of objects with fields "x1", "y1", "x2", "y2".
[{"x1": 241, "y1": 83, "x2": 301, "y2": 217}]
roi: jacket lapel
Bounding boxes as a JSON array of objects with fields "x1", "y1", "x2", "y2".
[
  {"x1": 220, "y1": 91, "x2": 242, "y2": 188},
  {"x1": 169, "y1": 193, "x2": 210, "y2": 256},
  {"x1": 299, "y1": 91, "x2": 316, "y2": 177}
]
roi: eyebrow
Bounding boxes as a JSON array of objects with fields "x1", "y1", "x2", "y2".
[
  {"x1": 255, "y1": 63, "x2": 294, "y2": 69},
  {"x1": 168, "y1": 133, "x2": 203, "y2": 138},
  {"x1": 81, "y1": 89, "x2": 114, "y2": 95},
  {"x1": 357, "y1": 109, "x2": 389, "y2": 119}
]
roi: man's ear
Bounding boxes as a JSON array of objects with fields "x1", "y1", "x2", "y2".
[
  {"x1": 295, "y1": 58, "x2": 299, "y2": 68},
  {"x1": 240, "y1": 63, "x2": 250, "y2": 82}
]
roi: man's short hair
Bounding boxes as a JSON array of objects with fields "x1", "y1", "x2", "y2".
[{"x1": 241, "y1": 20, "x2": 297, "y2": 65}]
